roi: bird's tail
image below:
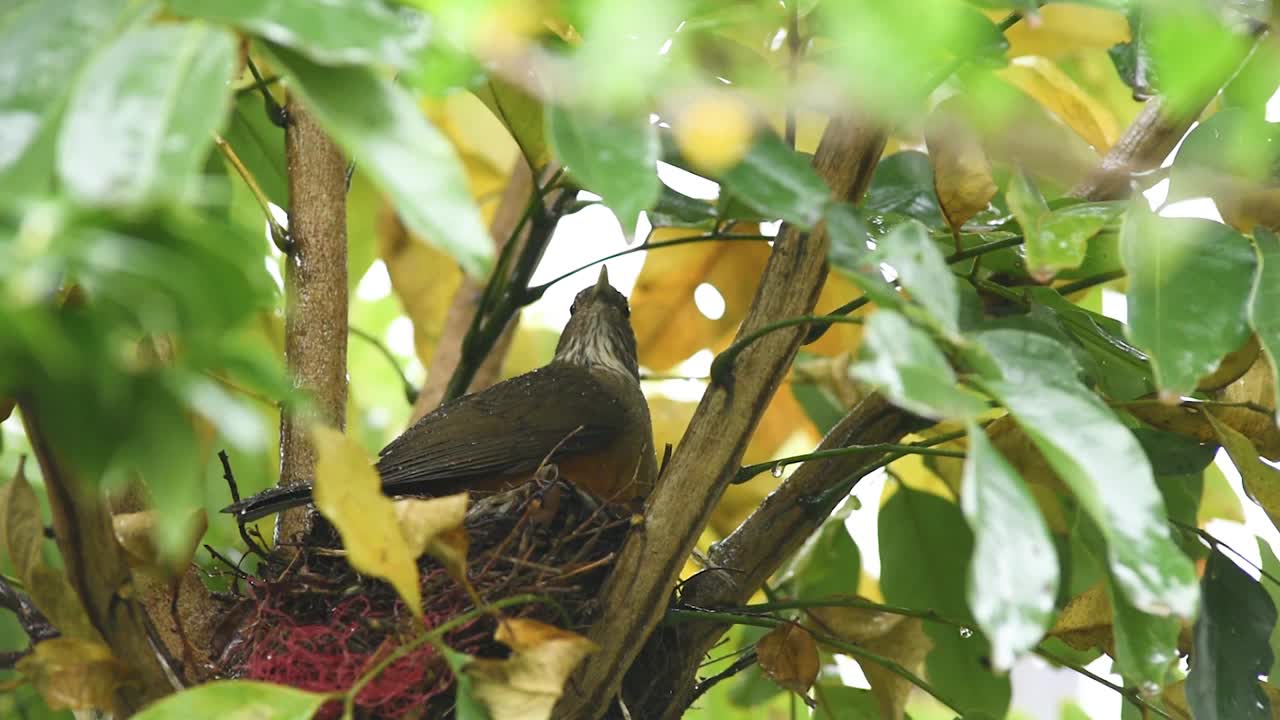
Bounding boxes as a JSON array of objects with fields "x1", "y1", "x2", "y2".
[{"x1": 221, "y1": 484, "x2": 315, "y2": 523}]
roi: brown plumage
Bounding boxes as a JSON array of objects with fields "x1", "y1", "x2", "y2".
[{"x1": 223, "y1": 267, "x2": 656, "y2": 522}]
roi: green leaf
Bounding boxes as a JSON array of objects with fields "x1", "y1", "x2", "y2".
[
  {"x1": 777, "y1": 502, "x2": 860, "y2": 602},
  {"x1": 721, "y1": 131, "x2": 830, "y2": 229},
  {"x1": 133, "y1": 680, "x2": 327, "y2": 720},
  {"x1": 0, "y1": 0, "x2": 140, "y2": 193},
  {"x1": 1105, "y1": 573, "x2": 1180, "y2": 689},
  {"x1": 852, "y1": 310, "x2": 988, "y2": 420},
  {"x1": 978, "y1": 331, "x2": 1199, "y2": 618},
  {"x1": 1146, "y1": 6, "x2": 1251, "y2": 115},
  {"x1": 1258, "y1": 539, "x2": 1280, "y2": 689},
  {"x1": 444, "y1": 648, "x2": 492, "y2": 720},
  {"x1": 729, "y1": 625, "x2": 785, "y2": 708},
  {"x1": 473, "y1": 77, "x2": 548, "y2": 169},
  {"x1": 1027, "y1": 287, "x2": 1154, "y2": 402},
  {"x1": 876, "y1": 220, "x2": 961, "y2": 337},
  {"x1": 879, "y1": 486, "x2": 1010, "y2": 717},
  {"x1": 1251, "y1": 228, "x2": 1280, "y2": 418},
  {"x1": 1187, "y1": 550, "x2": 1276, "y2": 720},
  {"x1": 546, "y1": 105, "x2": 659, "y2": 234},
  {"x1": 1121, "y1": 208, "x2": 1257, "y2": 398},
  {"x1": 1207, "y1": 413, "x2": 1280, "y2": 533},
  {"x1": 221, "y1": 91, "x2": 288, "y2": 208},
  {"x1": 813, "y1": 684, "x2": 881, "y2": 719},
  {"x1": 1028, "y1": 202, "x2": 1123, "y2": 280},
  {"x1": 1006, "y1": 169, "x2": 1049, "y2": 273},
  {"x1": 648, "y1": 184, "x2": 717, "y2": 228},
  {"x1": 973, "y1": 328, "x2": 1085, "y2": 388},
  {"x1": 167, "y1": 0, "x2": 428, "y2": 67},
  {"x1": 961, "y1": 422, "x2": 1058, "y2": 671},
  {"x1": 268, "y1": 45, "x2": 492, "y2": 278},
  {"x1": 57, "y1": 23, "x2": 236, "y2": 208},
  {"x1": 825, "y1": 203, "x2": 901, "y2": 310},
  {"x1": 863, "y1": 151, "x2": 944, "y2": 226},
  {"x1": 1169, "y1": 107, "x2": 1280, "y2": 202}
]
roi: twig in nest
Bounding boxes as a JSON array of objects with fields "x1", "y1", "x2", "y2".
[{"x1": 220, "y1": 451, "x2": 267, "y2": 558}]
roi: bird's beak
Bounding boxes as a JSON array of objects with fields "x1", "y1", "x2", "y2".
[{"x1": 591, "y1": 265, "x2": 610, "y2": 300}]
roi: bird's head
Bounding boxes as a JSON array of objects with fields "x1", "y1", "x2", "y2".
[{"x1": 554, "y1": 266, "x2": 640, "y2": 380}]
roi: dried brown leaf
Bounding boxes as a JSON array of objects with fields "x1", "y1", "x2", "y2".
[{"x1": 756, "y1": 623, "x2": 820, "y2": 695}]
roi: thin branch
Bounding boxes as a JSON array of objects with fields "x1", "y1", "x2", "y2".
[
  {"x1": 1055, "y1": 269, "x2": 1126, "y2": 296},
  {"x1": 687, "y1": 648, "x2": 758, "y2": 705},
  {"x1": 1034, "y1": 646, "x2": 1175, "y2": 719},
  {"x1": 736, "y1": 440, "x2": 965, "y2": 484},
  {"x1": 711, "y1": 315, "x2": 865, "y2": 385},
  {"x1": 349, "y1": 326, "x2": 417, "y2": 405},
  {"x1": 524, "y1": 232, "x2": 775, "y2": 302},
  {"x1": 666, "y1": 608, "x2": 963, "y2": 714},
  {"x1": 213, "y1": 134, "x2": 290, "y2": 253},
  {"x1": 246, "y1": 57, "x2": 286, "y2": 127}
]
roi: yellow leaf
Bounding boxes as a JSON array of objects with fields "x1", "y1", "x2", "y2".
[
  {"x1": 808, "y1": 600, "x2": 906, "y2": 645},
  {"x1": 111, "y1": 509, "x2": 207, "y2": 578},
  {"x1": 1208, "y1": 413, "x2": 1280, "y2": 532},
  {"x1": 995, "y1": 5, "x2": 1130, "y2": 59},
  {"x1": 1200, "y1": 461, "x2": 1245, "y2": 524},
  {"x1": 474, "y1": 76, "x2": 549, "y2": 169},
  {"x1": 17, "y1": 637, "x2": 125, "y2": 713},
  {"x1": 998, "y1": 56, "x2": 1119, "y2": 152},
  {"x1": 465, "y1": 618, "x2": 598, "y2": 719},
  {"x1": 860, "y1": 617, "x2": 930, "y2": 719},
  {"x1": 756, "y1": 624, "x2": 819, "y2": 695},
  {"x1": 673, "y1": 93, "x2": 756, "y2": 173},
  {"x1": 1048, "y1": 583, "x2": 1114, "y2": 653},
  {"x1": 0, "y1": 460, "x2": 99, "y2": 643},
  {"x1": 312, "y1": 426, "x2": 423, "y2": 617},
  {"x1": 394, "y1": 494, "x2": 469, "y2": 581},
  {"x1": 925, "y1": 99, "x2": 998, "y2": 232},
  {"x1": 631, "y1": 227, "x2": 772, "y2": 371}
]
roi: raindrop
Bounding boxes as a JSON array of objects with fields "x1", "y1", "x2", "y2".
[
  {"x1": 771, "y1": 463, "x2": 785, "y2": 478},
  {"x1": 1138, "y1": 681, "x2": 1161, "y2": 698},
  {"x1": 958, "y1": 626, "x2": 973, "y2": 639}
]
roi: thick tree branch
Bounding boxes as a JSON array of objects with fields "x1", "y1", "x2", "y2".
[
  {"x1": 555, "y1": 114, "x2": 888, "y2": 718},
  {"x1": 412, "y1": 161, "x2": 534, "y2": 418},
  {"x1": 277, "y1": 103, "x2": 349, "y2": 543}
]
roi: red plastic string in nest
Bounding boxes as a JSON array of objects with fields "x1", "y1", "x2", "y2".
[{"x1": 214, "y1": 472, "x2": 631, "y2": 719}]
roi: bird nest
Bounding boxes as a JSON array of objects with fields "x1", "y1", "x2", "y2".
[{"x1": 213, "y1": 468, "x2": 633, "y2": 719}]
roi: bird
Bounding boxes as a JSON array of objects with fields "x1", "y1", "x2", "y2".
[{"x1": 223, "y1": 266, "x2": 657, "y2": 523}]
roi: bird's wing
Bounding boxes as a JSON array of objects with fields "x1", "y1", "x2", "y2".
[{"x1": 375, "y1": 363, "x2": 627, "y2": 491}]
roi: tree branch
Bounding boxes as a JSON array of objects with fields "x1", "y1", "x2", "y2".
[
  {"x1": 555, "y1": 114, "x2": 889, "y2": 718},
  {"x1": 277, "y1": 102, "x2": 349, "y2": 543},
  {"x1": 412, "y1": 161, "x2": 537, "y2": 418}
]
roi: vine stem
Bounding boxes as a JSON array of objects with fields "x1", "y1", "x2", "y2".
[
  {"x1": 349, "y1": 326, "x2": 417, "y2": 404},
  {"x1": 213, "y1": 134, "x2": 290, "y2": 253},
  {"x1": 665, "y1": 607, "x2": 963, "y2": 714},
  {"x1": 735, "y1": 442, "x2": 965, "y2": 484},
  {"x1": 710, "y1": 315, "x2": 864, "y2": 385},
  {"x1": 523, "y1": 231, "x2": 776, "y2": 302}
]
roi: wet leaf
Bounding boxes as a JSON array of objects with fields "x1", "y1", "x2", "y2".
[
  {"x1": 268, "y1": 45, "x2": 492, "y2": 278},
  {"x1": 1122, "y1": 200, "x2": 1257, "y2": 399},
  {"x1": 0, "y1": 0, "x2": 134, "y2": 191},
  {"x1": 924, "y1": 100, "x2": 997, "y2": 232},
  {"x1": 1187, "y1": 550, "x2": 1276, "y2": 720},
  {"x1": 863, "y1": 151, "x2": 944, "y2": 226},
  {"x1": 57, "y1": 23, "x2": 236, "y2": 208},
  {"x1": 878, "y1": 486, "x2": 1010, "y2": 717},
  {"x1": 876, "y1": 219, "x2": 961, "y2": 337},
  {"x1": 1105, "y1": 572, "x2": 1180, "y2": 689},
  {"x1": 978, "y1": 330, "x2": 1199, "y2": 619},
  {"x1": 825, "y1": 204, "x2": 901, "y2": 312},
  {"x1": 1208, "y1": 413, "x2": 1280, "y2": 533},
  {"x1": 756, "y1": 624, "x2": 819, "y2": 695},
  {"x1": 1251, "y1": 229, "x2": 1280, "y2": 418},
  {"x1": 167, "y1": 0, "x2": 429, "y2": 67},
  {"x1": 16, "y1": 638, "x2": 125, "y2": 712},
  {"x1": 1259, "y1": 539, "x2": 1280, "y2": 690},
  {"x1": 394, "y1": 493, "x2": 469, "y2": 580},
  {"x1": 961, "y1": 422, "x2": 1058, "y2": 671},
  {"x1": 721, "y1": 131, "x2": 830, "y2": 229},
  {"x1": 547, "y1": 105, "x2": 658, "y2": 233},
  {"x1": 1029, "y1": 202, "x2": 1123, "y2": 280},
  {"x1": 852, "y1": 310, "x2": 988, "y2": 420},
  {"x1": 1006, "y1": 169, "x2": 1049, "y2": 274},
  {"x1": 464, "y1": 618, "x2": 597, "y2": 720},
  {"x1": 133, "y1": 680, "x2": 327, "y2": 720},
  {"x1": 312, "y1": 426, "x2": 422, "y2": 616}
]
